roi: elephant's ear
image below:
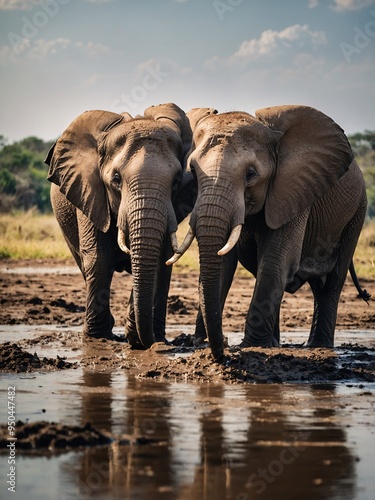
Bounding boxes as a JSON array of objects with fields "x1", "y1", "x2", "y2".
[
  {"x1": 185, "y1": 108, "x2": 218, "y2": 168},
  {"x1": 120, "y1": 111, "x2": 133, "y2": 121},
  {"x1": 255, "y1": 105, "x2": 354, "y2": 230},
  {"x1": 45, "y1": 110, "x2": 124, "y2": 233},
  {"x1": 144, "y1": 103, "x2": 192, "y2": 158},
  {"x1": 186, "y1": 107, "x2": 218, "y2": 133}
]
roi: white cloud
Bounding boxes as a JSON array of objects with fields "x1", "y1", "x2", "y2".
[
  {"x1": 0, "y1": 37, "x2": 110, "y2": 62},
  {"x1": 308, "y1": 0, "x2": 320, "y2": 8},
  {"x1": 83, "y1": 0, "x2": 117, "y2": 3},
  {"x1": 205, "y1": 24, "x2": 326, "y2": 69},
  {"x1": 78, "y1": 73, "x2": 108, "y2": 89},
  {"x1": 0, "y1": 0, "x2": 117, "y2": 8},
  {"x1": 278, "y1": 53, "x2": 327, "y2": 83},
  {"x1": 0, "y1": 0, "x2": 41, "y2": 9},
  {"x1": 331, "y1": 0, "x2": 375, "y2": 10}
]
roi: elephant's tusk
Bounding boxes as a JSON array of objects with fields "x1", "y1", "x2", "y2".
[
  {"x1": 166, "y1": 227, "x2": 195, "y2": 266},
  {"x1": 118, "y1": 229, "x2": 131, "y2": 255},
  {"x1": 217, "y1": 225, "x2": 242, "y2": 256},
  {"x1": 170, "y1": 231, "x2": 179, "y2": 253}
]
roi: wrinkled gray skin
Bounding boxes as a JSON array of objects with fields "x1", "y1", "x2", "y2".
[
  {"x1": 46, "y1": 103, "x2": 195, "y2": 349},
  {"x1": 180, "y1": 105, "x2": 367, "y2": 360}
]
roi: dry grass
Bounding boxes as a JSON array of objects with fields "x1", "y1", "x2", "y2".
[
  {"x1": 0, "y1": 211, "x2": 71, "y2": 259},
  {"x1": 353, "y1": 219, "x2": 375, "y2": 279},
  {"x1": 0, "y1": 213, "x2": 374, "y2": 279}
]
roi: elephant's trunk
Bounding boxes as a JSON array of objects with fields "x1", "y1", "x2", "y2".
[
  {"x1": 194, "y1": 178, "x2": 245, "y2": 360},
  {"x1": 193, "y1": 186, "x2": 232, "y2": 359},
  {"x1": 123, "y1": 187, "x2": 174, "y2": 348},
  {"x1": 130, "y1": 235, "x2": 159, "y2": 349}
]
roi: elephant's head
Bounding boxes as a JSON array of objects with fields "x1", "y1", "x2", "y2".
[
  {"x1": 46, "y1": 103, "x2": 193, "y2": 348},
  {"x1": 170, "y1": 105, "x2": 354, "y2": 359}
]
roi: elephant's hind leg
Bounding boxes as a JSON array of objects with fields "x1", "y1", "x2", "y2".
[
  {"x1": 307, "y1": 276, "x2": 341, "y2": 347},
  {"x1": 307, "y1": 199, "x2": 367, "y2": 348}
]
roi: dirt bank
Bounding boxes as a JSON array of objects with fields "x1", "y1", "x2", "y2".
[{"x1": 0, "y1": 258, "x2": 373, "y2": 332}]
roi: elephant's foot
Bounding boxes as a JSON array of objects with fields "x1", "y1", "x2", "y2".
[
  {"x1": 126, "y1": 330, "x2": 147, "y2": 350},
  {"x1": 194, "y1": 335, "x2": 229, "y2": 349},
  {"x1": 306, "y1": 339, "x2": 334, "y2": 348},
  {"x1": 84, "y1": 331, "x2": 126, "y2": 342},
  {"x1": 271, "y1": 336, "x2": 280, "y2": 347},
  {"x1": 306, "y1": 330, "x2": 334, "y2": 348},
  {"x1": 83, "y1": 314, "x2": 116, "y2": 341},
  {"x1": 210, "y1": 345, "x2": 225, "y2": 363},
  {"x1": 240, "y1": 335, "x2": 277, "y2": 348},
  {"x1": 125, "y1": 329, "x2": 169, "y2": 349},
  {"x1": 194, "y1": 336, "x2": 209, "y2": 348},
  {"x1": 154, "y1": 332, "x2": 171, "y2": 345}
]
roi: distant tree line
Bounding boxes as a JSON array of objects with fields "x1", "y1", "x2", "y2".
[
  {"x1": 0, "y1": 131, "x2": 374, "y2": 217},
  {"x1": 348, "y1": 131, "x2": 375, "y2": 218},
  {"x1": 0, "y1": 135, "x2": 54, "y2": 213}
]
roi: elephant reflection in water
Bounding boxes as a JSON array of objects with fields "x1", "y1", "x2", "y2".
[
  {"x1": 63, "y1": 371, "x2": 173, "y2": 498},
  {"x1": 61, "y1": 374, "x2": 356, "y2": 499},
  {"x1": 177, "y1": 384, "x2": 356, "y2": 500}
]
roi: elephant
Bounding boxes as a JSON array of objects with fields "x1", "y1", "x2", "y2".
[
  {"x1": 168, "y1": 105, "x2": 368, "y2": 360},
  {"x1": 45, "y1": 103, "x2": 196, "y2": 349}
]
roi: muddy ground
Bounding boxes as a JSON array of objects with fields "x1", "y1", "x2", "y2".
[
  {"x1": 0, "y1": 257, "x2": 375, "y2": 475},
  {"x1": 0, "y1": 258, "x2": 374, "y2": 332},
  {"x1": 0, "y1": 258, "x2": 374, "y2": 385}
]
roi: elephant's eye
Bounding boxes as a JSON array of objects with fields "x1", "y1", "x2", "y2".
[
  {"x1": 112, "y1": 172, "x2": 122, "y2": 188},
  {"x1": 245, "y1": 167, "x2": 258, "y2": 185}
]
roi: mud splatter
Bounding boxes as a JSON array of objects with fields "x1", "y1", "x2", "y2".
[
  {"x1": 138, "y1": 343, "x2": 375, "y2": 384},
  {"x1": 0, "y1": 421, "x2": 113, "y2": 451},
  {"x1": 0, "y1": 342, "x2": 77, "y2": 372}
]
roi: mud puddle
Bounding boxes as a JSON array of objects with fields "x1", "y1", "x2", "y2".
[
  {"x1": 0, "y1": 265, "x2": 80, "y2": 275},
  {"x1": 1, "y1": 368, "x2": 375, "y2": 499},
  {"x1": 0, "y1": 325, "x2": 375, "y2": 498}
]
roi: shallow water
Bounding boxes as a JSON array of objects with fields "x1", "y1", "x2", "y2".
[
  {"x1": 1, "y1": 325, "x2": 375, "y2": 499},
  {"x1": 0, "y1": 266, "x2": 80, "y2": 275}
]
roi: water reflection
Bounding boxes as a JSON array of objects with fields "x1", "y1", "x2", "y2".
[{"x1": 55, "y1": 373, "x2": 358, "y2": 500}]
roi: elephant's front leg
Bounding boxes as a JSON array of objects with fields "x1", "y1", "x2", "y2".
[
  {"x1": 241, "y1": 215, "x2": 308, "y2": 348},
  {"x1": 125, "y1": 236, "x2": 173, "y2": 346},
  {"x1": 124, "y1": 289, "x2": 145, "y2": 348},
  {"x1": 78, "y1": 212, "x2": 116, "y2": 339},
  {"x1": 242, "y1": 271, "x2": 284, "y2": 347}
]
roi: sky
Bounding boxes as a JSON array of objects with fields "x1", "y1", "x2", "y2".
[{"x1": 0, "y1": 0, "x2": 374, "y2": 143}]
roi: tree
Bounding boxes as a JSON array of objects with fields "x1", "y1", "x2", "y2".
[
  {"x1": 0, "y1": 136, "x2": 53, "y2": 213},
  {"x1": 0, "y1": 131, "x2": 374, "y2": 217},
  {"x1": 348, "y1": 131, "x2": 375, "y2": 218}
]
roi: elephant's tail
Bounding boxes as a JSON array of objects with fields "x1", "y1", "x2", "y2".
[{"x1": 349, "y1": 260, "x2": 371, "y2": 302}]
